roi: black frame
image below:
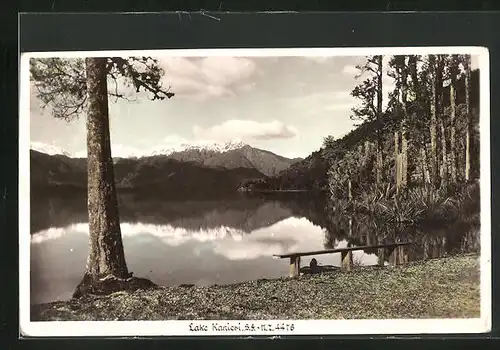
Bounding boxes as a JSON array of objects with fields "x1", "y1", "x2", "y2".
[{"x1": 3, "y1": 5, "x2": 499, "y2": 350}]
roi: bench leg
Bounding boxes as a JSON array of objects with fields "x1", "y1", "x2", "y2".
[
  {"x1": 377, "y1": 247, "x2": 385, "y2": 266},
  {"x1": 387, "y1": 247, "x2": 397, "y2": 266},
  {"x1": 289, "y1": 255, "x2": 300, "y2": 277},
  {"x1": 403, "y1": 246, "x2": 409, "y2": 263},
  {"x1": 396, "y1": 245, "x2": 407, "y2": 265},
  {"x1": 341, "y1": 251, "x2": 353, "y2": 271}
]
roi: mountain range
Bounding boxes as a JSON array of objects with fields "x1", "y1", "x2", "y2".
[{"x1": 30, "y1": 141, "x2": 301, "y2": 196}]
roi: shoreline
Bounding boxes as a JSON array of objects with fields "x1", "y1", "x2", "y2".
[{"x1": 31, "y1": 254, "x2": 480, "y2": 321}]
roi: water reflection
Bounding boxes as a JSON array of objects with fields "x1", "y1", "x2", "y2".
[
  {"x1": 30, "y1": 192, "x2": 480, "y2": 304},
  {"x1": 321, "y1": 203, "x2": 481, "y2": 265}
]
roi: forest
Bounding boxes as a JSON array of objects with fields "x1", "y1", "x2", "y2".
[{"x1": 246, "y1": 54, "x2": 481, "y2": 228}]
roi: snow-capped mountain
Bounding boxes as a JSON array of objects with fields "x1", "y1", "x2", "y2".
[
  {"x1": 30, "y1": 140, "x2": 249, "y2": 159},
  {"x1": 30, "y1": 139, "x2": 304, "y2": 196},
  {"x1": 30, "y1": 139, "x2": 300, "y2": 179},
  {"x1": 145, "y1": 140, "x2": 247, "y2": 157},
  {"x1": 30, "y1": 142, "x2": 73, "y2": 157}
]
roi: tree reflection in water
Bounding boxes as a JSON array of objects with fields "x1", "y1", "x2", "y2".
[{"x1": 319, "y1": 200, "x2": 480, "y2": 265}]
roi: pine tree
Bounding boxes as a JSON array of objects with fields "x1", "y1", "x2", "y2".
[{"x1": 30, "y1": 56, "x2": 174, "y2": 296}]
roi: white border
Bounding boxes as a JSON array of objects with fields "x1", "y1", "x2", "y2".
[{"x1": 19, "y1": 46, "x2": 492, "y2": 337}]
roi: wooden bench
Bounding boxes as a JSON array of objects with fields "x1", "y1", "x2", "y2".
[{"x1": 273, "y1": 242, "x2": 412, "y2": 277}]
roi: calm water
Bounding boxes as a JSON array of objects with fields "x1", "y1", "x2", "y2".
[{"x1": 30, "y1": 192, "x2": 480, "y2": 304}]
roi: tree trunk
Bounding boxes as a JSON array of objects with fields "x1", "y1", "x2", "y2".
[
  {"x1": 396, "y1": 153, "x2": 403, "y2": 191},
  {"x1": 376, "y1": 141, "x2": 383, "y2": 186},
  {"x1": 436, "y1": 55, "x2": 447, "y2": 189},
  {"x1": 394, "y1": 131, "x2": 400, "y2": 158},
  {"x1": 394, "y1": 130, "x2": 400, "y2": 191},
  {"x1": 348, "y1": 217, "x2": 353, "y2": 237},
  {"x1": 464, "y1": 55, "x2": 472, "y2": 181},
  {"x1": 364, "y1": 141, "x2": 372, "y2": 184},
  {"x1": 449, "y1": 55, "x2": 458, "y2": 184},
  {"x1": 400, "y1": 58, "x2": 409, "y2": 188},
  {"x1": 429, "y1": 55, "x2": 438, "y2": 185},
  {"x1": 407, "y1": 55, "x2": 423, "y2": 188},
  {"x1": 347, "y1": 176, "x2": 353, "y2": 201},
  {"x1": 421, "y1": 147, "x2": 431, "y2": 184},
  {"x1": 409, "y1": 55, "x2": 421, "y2": 101},
  {"x1": 401, "y1": 126, "x2": 408, "y2": 187},
  {"x1": 364, "y1": 140, "x2": 370, "y2": 162},
  {"x1": 82, "y1": 57, "x2": 129, "y2": 281},
  {"x1": 440, "y1": 119, "x2": 448, "y2": 188},
  {"x1": 376, "y1": 55, "x2": 384, "y2": 186}
]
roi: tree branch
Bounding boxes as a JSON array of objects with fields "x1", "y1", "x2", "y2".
[{"x1": 108, "y1": 57, "x2": 175, "y2": 101}]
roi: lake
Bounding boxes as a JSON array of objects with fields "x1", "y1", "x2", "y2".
[{"x1": 29, "y1": 191, "x2": 480, "y2": 304}]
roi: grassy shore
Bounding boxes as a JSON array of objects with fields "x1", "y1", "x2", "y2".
[{"x1": 31, "y1": 254, "x2": 480, "y2": 321}]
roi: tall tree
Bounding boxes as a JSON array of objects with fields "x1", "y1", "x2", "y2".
[
  {"x1": 351, "y1": 55, "x2": 385, "y2": 186},
  {"x1": 84, "y1": 58, "x2": 128, "y2": 280},
  {"x1": 407, "y1": 55, "x2": 425, "y2": 184},
  {"x1": 463, "y1": 54, "x2": 473, "y2": 182},
  {"x1": 436, "y1": 55, "x2": 448, "y2": 188},
  {"x1": 449, "y1": 54, "x2": 460, "y2": 184},
  {"x1": 375, "y1": 55, "x2": 384, "y2": 186},
  {"x1": 387, "y1": 59, "x2": 401, "y2": 190},
  {"x1": 387, "y1": 55, "x2": 409, "y2": 190},
  {"x1": 408, "y1": 55, "x2": 432, "y2": 185},
  {"x1": 30, "y1": 56, "x2": 174, "y2": 295},
  {"x1": 399, "y1": 56, "x2": 409, "y2": 187},
  {"x1": 428, "y1": 54, "x2": 439, "y2": 186}
]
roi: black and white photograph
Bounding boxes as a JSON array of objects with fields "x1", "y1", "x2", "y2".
[{"x1": 19, "y1": 47, "x2": 491, "y2": 336}]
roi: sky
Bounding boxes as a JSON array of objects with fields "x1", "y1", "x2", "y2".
[{"x1": 29, "y1": 54, "x2": 480, "y2": 159}]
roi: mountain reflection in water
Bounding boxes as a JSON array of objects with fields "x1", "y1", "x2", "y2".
[{"x1": 30, "y1": 191, "x2": 479, "y2": 304}]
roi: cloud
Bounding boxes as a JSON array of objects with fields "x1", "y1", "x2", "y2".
[
  {"x1": 284, "y1": 90, "x2": 356, "y2": 112},
  {"x1": 281, "y1": 151, "x2": 307, "y2": 159},
  {"x1": 277, "y1": 89, "x2": 357, "y2": 136},
  {"x1": 322, "y1": 103, "x2": 356, "y2": 112},
  {"x1": 338, "y1": 61, "x2": 395, "y2": 111},
  {"x1": 157, "y1": 56, "x2": 258, "y2": 100},
  {"x1": 343, "y1": 61, "x2": 395, "y2": 85},
  {"x1": 342, "y1": 64, "x2": 359, "y2": 76},
  {"x1": 30, "y1": 217, "x2": 331, "y2": 262},
  {"x1": 160, "y1": 134, "x2": 189, "y2": 145},
  {"x1": 302, "y1": 56, "x2": 332, "y2": 64},
  {"x1": 192, "y1": 119, "x2": 299, "y2": 142},
  {"x1": 238, "y1": 82, "x2": 256, "y2": 92},
  {"x1": 200, "y1": 57, "x2": 256, "y2": 85}
]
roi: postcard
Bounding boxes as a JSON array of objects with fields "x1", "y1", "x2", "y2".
[{"x1": 19, "y1": 46, "x2": 491, "y2": 336}]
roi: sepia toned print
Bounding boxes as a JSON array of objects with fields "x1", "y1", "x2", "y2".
[{"x1": 20, "y1": 47, "x2": 491, "y2": 336}]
